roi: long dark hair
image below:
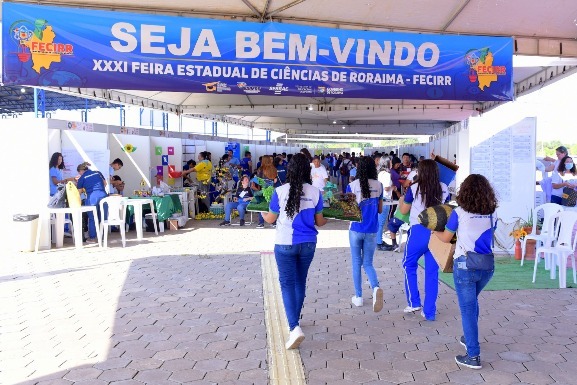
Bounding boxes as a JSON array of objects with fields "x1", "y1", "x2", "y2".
[
  {"x1": 558, "y1": 155, "x2": 576, "y2": 174},
  {"x1": 300, "y1": 148, "x2": 313, "y2": 162},
  {"x1": 357, "y1": 156, "x2": 378, "y2": 199},
  {"x1": 285, "y1": 153, "x2": 312, "y2": 219},
  {"x1": 414, "y1": 159, "x2": 442, "y2": 208},
  {"x1": 49, "y1": 152, "x2": 64, "y2": 169},
  {"x1": 457, "y1": 174, "x2": 498, "y2": 215}
]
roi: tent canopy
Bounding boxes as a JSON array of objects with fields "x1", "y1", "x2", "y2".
[{"x1": 1, "y1": 0, "x2": 577, "y2": 137}]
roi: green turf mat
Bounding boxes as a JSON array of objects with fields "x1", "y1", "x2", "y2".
[{"x1": 418, "y1": 257, "x2": 577, "y2": 290}]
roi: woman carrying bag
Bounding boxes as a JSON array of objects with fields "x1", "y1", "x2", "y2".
[{"x1": 434, "y1": 174, "x2": 498, "y2": 369}]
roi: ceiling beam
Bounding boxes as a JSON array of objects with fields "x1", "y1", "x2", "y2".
[
  {"x1": 441, "y1": 0, "x2": 472, "y2": 31},
  {"x1": 480, "y1": 65, "x2": 577, "y2": 115},
  {"x1": 240, "y1": 0, "x2": 262, "y2": 18},
  {"x1": 260, "y1": 0, "x2": 272, "y2": 22}
]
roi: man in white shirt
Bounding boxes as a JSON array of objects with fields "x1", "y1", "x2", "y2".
[{"x1": 311, "y1": 156, "x2": 329, "y2": 191}]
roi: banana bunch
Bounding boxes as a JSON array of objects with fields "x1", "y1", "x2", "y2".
[{"x1": 194, "y1": 211, "x2": 239, "y2": 220}]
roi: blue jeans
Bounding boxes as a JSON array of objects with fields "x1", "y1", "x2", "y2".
[
  {"x1": 551, "y1": 195, "x2": 562, "y2": 204},
  {"x1": 453, "y1": 255, "x2": 494, "y2": 357},
  {"x1": 341, "y1": 174, "x2": 349, "y2": 193},
  {"x1": 224, "y1": 200, "x2": 248, "y2": 221},
  {"x1": 349, "y1": 230, "x2": 379, "y2": 297},
  {"x1": 275, "y1": 242, "x2": 317, "y2": 330},
  {"x1": 402, "y1": 224, "x2": 438, "y2": 320},
  {"x1": 86, "y1": 190, "x2": 107, "y2": 239},
  {"x1": 376, "y1": 204, "x2": 391, "y2": 245}
]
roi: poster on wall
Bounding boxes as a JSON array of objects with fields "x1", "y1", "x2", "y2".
[
  {"x1": 61, "y1": 149, "x2": 110, "y2": 181},
  {"x1": 470, "y1": 117, "x2": 536, "y2": 253},
  {"x1": 2, "y1": 3, "x2": 513, "y2": 101}
]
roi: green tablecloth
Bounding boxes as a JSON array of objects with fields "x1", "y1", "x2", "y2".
[{"x1": 127, "y1": 195, "x2": 182, "y2": 221}]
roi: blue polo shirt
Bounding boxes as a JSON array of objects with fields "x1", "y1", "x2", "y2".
[
  {"x1": 269, "y1": 183, "x2": 324, "y2": 245},
  {"x1": 77, "y1": 170, "x2": 106, "y2": 195},
  {"x1": 346, "y1": 179, "x2": 382, "y2": 233}
]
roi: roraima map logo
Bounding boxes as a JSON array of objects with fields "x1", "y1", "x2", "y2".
[
  {"x1": 464, "y1": 48, "x2": 506, "y2": 91},
  {"x1": 10, "y1": 19, "x2": 74, "y2": 74}
]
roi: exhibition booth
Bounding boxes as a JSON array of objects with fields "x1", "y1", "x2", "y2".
[{"x1": 0, "y1": 117, "x2": 301, "y2": 250}]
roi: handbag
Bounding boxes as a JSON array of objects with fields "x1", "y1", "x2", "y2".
[
  {"x1": 465, "y1": 214, "x2": 495, "y2": 271},
  {"x1": 561, "y1": 187, "x2": 577, "y2": 207}
]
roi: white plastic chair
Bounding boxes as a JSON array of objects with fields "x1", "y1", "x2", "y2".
[
  {"x1": 534, "y1": 211, "x2": 577, "y2": 288},
  {"x1": 521, "y1": 203, "x2": 564, "y2": 266},
  {"x1": 50, "y1": 214, "x2": 74, "y2": 243},
  {"x1": 99, "y1": 196, "x2": 127, "y2": 248}
]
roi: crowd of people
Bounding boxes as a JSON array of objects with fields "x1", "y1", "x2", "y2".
[
  {"x1": 48, "y1": 146, "x2": 499, "y2": 370},
  {"x1": 207, "y1": 147, "x2": 497, "y2": 370}
]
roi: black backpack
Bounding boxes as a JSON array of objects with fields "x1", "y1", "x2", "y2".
[{"x1": 339, "y1": 160, "x2": 351, "y2": 176}]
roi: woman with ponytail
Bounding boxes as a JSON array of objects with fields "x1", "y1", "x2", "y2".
[
  {"x1": 398, "y1": 159, "x2": 449, "y2": 320},
  {"x1": 262, "y1": 153, "x2": 328, "y2": 350},
  {"x1": 346, "y1": 156, "x2": 384, "y2": 312}
]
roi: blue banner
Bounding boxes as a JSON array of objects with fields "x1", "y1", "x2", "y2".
[{"x1": 2, "y1": 3, "x2": 514, "y2": 101}]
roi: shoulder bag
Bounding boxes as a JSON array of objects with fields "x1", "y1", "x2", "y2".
[{"x1": 465, "y1": 214, "x2": 495, "y2": 271}]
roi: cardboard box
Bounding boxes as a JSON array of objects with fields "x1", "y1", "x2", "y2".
[
  {"x1": 428, "y1": 235, "x2": 456, "y2": 273},
  {"x1": 168, "y1": 219, "x2": 179, "y2": 231}
]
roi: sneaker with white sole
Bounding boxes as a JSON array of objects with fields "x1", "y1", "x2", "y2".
[
  {"x1": 455, "y1": 354, "x2": 481, "y2": 369},
  {"x1": 351, "y1": 296, "x2": 363, "y2": 307},
  {"x1": 256, "y1": 223, "x2": 265, "y2": 229},
  {"x1": 373, "y1": 287, "x2": 383, "y2": 312},
  {"x1": 285, "y1": 326, "x2": 305, "y2": 350},
  {"x1": 403, "y1": 305, "x2": 421, "y2": 313}
]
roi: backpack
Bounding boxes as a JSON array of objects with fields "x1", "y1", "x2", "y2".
[
  {"x1": 48, "y1": 184, "x2": 68, "y2": 208},
  {"x1": 340, "y1": 160, "x2": 351, "y2": 176}
]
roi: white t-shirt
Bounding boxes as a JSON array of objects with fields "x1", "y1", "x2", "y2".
[
  {"x1": 377, "y1": 170, "x2": 393, "y2": 200},
  {"x1": 311, "y1": 165, "x2": 329, "y2": 190},
  {"x1": 446, "y1": 207, "x2": 494, "y2": 258},
  {"x1": 404, "y1": 182, "x2": 450, "y2": 226},
  {"x1": 551, "y1": 171, "x2": 577, "y2": 197}
]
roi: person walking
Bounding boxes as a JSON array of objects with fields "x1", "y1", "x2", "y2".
[
  {"x1": 434, "y1": 174, "x2": 498, "y2": 369},
  {"x1": 398, "y1": 159, "x2": 449, "y2": 320},
  {"x1": 346, "y1": 156, "x2": 384, "y2": 312},
  {"x1": 262, "y1": 153, "x2": 328, "y2": 350},
  {"x1": 376, "y1": 156, "x2": 395, "y2": 251}
]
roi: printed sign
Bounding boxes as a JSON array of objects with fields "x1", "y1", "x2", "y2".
[{"x1": 2, "y1": 3, "x2": 513, "y2": 101}]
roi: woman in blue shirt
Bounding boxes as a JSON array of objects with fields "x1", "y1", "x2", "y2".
[
  {"x1": 262, "y1": 153, "x2": 327, "y2": 350},
  {"x1": 398, "y1": 159, "x2": 449, "y2": 320},
  {"x1": 346, "y1": 156, "x2": 384, "y2": 313},
  {"x1": 49, "y1": 152, "x2": 74, "y2": 196},
  {"x1": 76, "y1": 162, "x2": 107, "y2": 243},
  {"x1": 434, "y1": 174, "x2": 498, "y2": 370}
]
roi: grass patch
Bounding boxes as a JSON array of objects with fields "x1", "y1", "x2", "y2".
[{"x1": 418, "y1": 257, "x2": 577, "y2": 290}]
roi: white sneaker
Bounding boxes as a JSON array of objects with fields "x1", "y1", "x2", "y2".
[
  {"x1": 351, "y1": 296, "x2": 363, "y2": 307},
  {"x1": 373, "y1": 287, "x2": 383, "y2": 312},
  {"x1": 403, "y1": 305, "x2": 421, "y2": 313},
  {"x1": 285, "y1": 326, "x2": 305, "y2": 350}
]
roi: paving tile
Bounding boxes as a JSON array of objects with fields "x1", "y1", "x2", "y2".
[
  {"x1": 168, "y1": 369, "x2": 206, "y2": 382},
  {"x1": 515, "y1": 371, "x2": 555, "y2": 385},
  {"x1": 133, "y1": 369, "x2": 172, "y2": 382},
  {"x1": 97, "y1": 368, "x2": 138, "y2": 382}
]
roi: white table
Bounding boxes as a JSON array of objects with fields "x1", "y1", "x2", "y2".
[
  {"x1": 124, "y1": 198, "x2": 159, "y2": 240},
  {"x1": 35, "y1": 206, "x2": 102, "y2": 251}
]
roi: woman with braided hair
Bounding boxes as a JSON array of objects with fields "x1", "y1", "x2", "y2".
[
  {"x1": 262, "y1": 153, "x2": 328, "y2": 350},
  {"x1": 346, "y1": 156, "x2": 384, "y2": 312}
]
